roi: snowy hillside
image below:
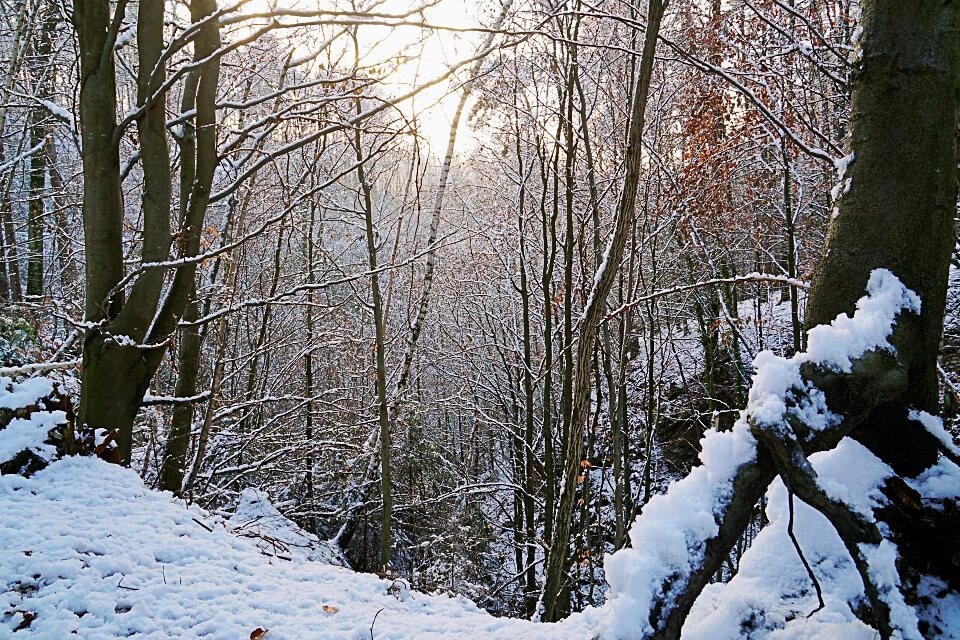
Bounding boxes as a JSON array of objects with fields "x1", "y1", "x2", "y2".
[
  {"x1": 2, "y1": 353, "x2": 958, "y2": 638},
  {"x1": 0, "y1": 456, "x2": 597, "y2": 639},
  {"x1": 6, "y1": 448, "x2": 957, "y2": 639}
]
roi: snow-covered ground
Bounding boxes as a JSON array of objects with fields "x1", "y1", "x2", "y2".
[
  {"x1": 1, "y1": 271, "x2": 958, "y2": 639},
  {"x1": 0, "y1": 456, "x2": 599, "y2": 639},
  {"x1": 5, "y1": 445, "x2": 957, "y2": 639}
]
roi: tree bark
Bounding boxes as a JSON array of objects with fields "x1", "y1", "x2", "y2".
[
  {"x1": 0, "y1": 0, "x2": 29, "y2": 302},
  {"x1": 77, "y1": 0, "x2": 220, "y2": 463},
  {"x1": 74, "y1": 0, "x2": 125, "y2": 322},
  {"x1": 540, "y1": 0, "x2": 664, "y2": 621},
  {"x1": 805, "y1": 0, "x2": 959, "y2": 477},
  {"x1": 612, "y1": 2, "x2": 960, "y2": 637},
  {"x1": 350, "y1": 55, "x2": 393, "y2": 569},
  {"x1": 26, "y1": 1, "x2": 60, "y2": 299}
]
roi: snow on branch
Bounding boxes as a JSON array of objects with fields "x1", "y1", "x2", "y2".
[
  {"x1": 0, "y1": 360, "x2": 80, "y2": 378},
  {"x1": 142, "y1": 391, "x2": 212, "y2": 406},
  {"x1": 606, "y1": 273, "x2": 810, "y2": 320},
  {"x1": 600, "y1": 269, "x2": 920, "y2": 639}
]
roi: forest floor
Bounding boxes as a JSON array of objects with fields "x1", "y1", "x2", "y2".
[
  {"x1": 2, "y1": 361, "x2": 959, "y2": 638},
  {"x1": 0, "y1": 455, "x2": 600, "y2": 639},
  {"x1": 7, "y1": 450, "x2": 958, "y2": 639}
]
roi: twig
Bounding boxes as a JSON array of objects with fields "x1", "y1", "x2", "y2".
[
  {"x1": 191, "y1": 517, "x2": 213, "y2": 532},
  {"x1": 369, "y1": 607, "x2": 385, "y2": 640},
  {"x1": 117, "y1": 576, "x2": 139, "y2": 591},
  {"x1": 785, "y1": 488, "x2": 825, "y2": 617}
]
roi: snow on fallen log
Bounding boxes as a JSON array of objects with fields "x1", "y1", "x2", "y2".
[{"x1": 601, "y1": 269, "x2": 922, "y2": 639}]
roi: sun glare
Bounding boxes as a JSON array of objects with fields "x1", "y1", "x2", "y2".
[
  {"x1": 231, "y1": 0, "x2": 486, "y2": 155},
  {"x1": 355, "y1": 0, "x2": 486, "y2": 154}
]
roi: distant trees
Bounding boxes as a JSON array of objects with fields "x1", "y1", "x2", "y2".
[{"x1": 3, "y1": 0, "x2": 958, "y2": 628}]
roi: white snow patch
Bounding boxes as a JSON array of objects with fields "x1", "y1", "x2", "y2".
[
  {"x1": 0, "y1": 376, "x2": 54, "y2": 410},
  {"x1": 861, "y1": 540, "x2": 922, "y2": 639},
  {"x1": 38, "y1": 100, "x2": 74, "y2": 128},
  {"x1": 602, "y1": 270, "x2": 920, "y2": 638},
  {"x1": 228, "y1": 488, "x2": 348, "y2": 566},
  {"x1": 916, "y1": 575, "x2": 960, "y2": 637},
  {"x1": 908, "y1": 457, "x2": 960, "y2": 502},
  {"x1": 0, "y1": 410, "x2": 64, "y2": 465},
  {"x1": 0, "y1": 376, "x2": 65, "y2": 466},
  {"x1": 813, "y1": 438, "x2": 892, "y2": 518},
  {"x1": 909, "y1": 409, "x2": 960, "y2": 457},
  {"x1": 683, "y1": 440, "x2": 910, "y2": 640},
  {"x1": 803, "y1": 269, "x2": 920, "y2": 369},
  {"x1": 0, "y1": 456, "x2": 598, "y2": 639},
  {"x1": 602, "y1": 422, "x2": 757, "y2": 637}
]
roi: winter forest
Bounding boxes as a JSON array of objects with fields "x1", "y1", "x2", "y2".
[{"x1": 1, "y1": 0, "x2": 959, "y2": 637}]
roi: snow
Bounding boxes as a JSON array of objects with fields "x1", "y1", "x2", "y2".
[
  {"x1": 812, "y1": 439, "x2": 891, "y2": 518},
  {"x1": 683, "y1": 440, "x2": 896, "y2": 640},
  {"x1": 805, "y1": 269, "x2": 920, "y2": 367},
  {"x1": 830, "y1": 153, "x2": 854, "y2": 217},
  {"x1": 861, "y1": 540, "x2": 921, "y2": 639},
  {"x1": 918, "y1": 576, "x2": 960, "y2": 638},
  {"x1": 833, "y1": 152, "x2": 855, "y2": 173},
  {"x1": 741, "y1": 269, "x2": 917, "y2": 435},
  {"x1": 0, "y1": 457, "x2": 598, "y2": 639},
  {"x1": 602, "y1": 423, "x2": 756, "y2": 637},
  {"x1": 602, "y1": 270, "x2": 924, "y2": 638},
  {"x1": 908, "y1": 457, "x2": 960, "y2": 502},
  {"x1": 38, "y1": 100, "x2": 74, "y2": 128},
  {"x1": 1, "y1": 269, "x2": 953, "y2": 639},
  {"x1": 227, "y1": 488, "x2": 348, "y2": 566},
  {"x1": 685, "y1": 436, "x2": 957, "y2": 640},
  {"x1": 909, "y1": 409, "x2": 960, "y2": 458},
  {"x1": 0, "y1": 376, "x2": 54, "y2": 410},
  {"x1": 0, "y1": 376, "x2": 66, "y2": 468},
  {"x1": 0, "y1": 410, "x2": 63, "y2": 466},
  {"x1": 830, "y1": 152, "x2": 855, "y2": 216}
]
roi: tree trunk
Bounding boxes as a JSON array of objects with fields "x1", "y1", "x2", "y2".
[
  {"x1": 608, "y1": 2, "x2": 960, "y2": 637},
  {"x1": 515, "y1": 122, "x2": 538, "y2": 614},
  {"x1": 158, "y1": 285, "x2": 200, "y2": 493},
  {"x1": 0, "y1": 0, "x2": 29, "y2": 302},
  {"x1": 76, "y1": 0, "x2": 220, "y2": 463},
  {"x1": 74, "y1": 0, "x2": 124, "y2": 322},
  {"x1": 351, "y1": 63, "x2": 393, "y2": 570},
  {"x1": 802, "y1": 0, "x2": 960, "y2": 611},
  {"x1": 805, "y1": 0, "x2": 958, "y2": 477},
  {"x1": 541, "y1": 0, "x2": 664, "y2": 621}
]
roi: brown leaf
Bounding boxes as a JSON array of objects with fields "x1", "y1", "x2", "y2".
[
  {"x1": 250, "y1": 628, "x2": 268, "y2": 640},
  {"x1": 322, "y1": 605, "x2": 339, "y2": 614},
  {"x1": 14, "y1": 611, "x2": 36, "y2": 632}
]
